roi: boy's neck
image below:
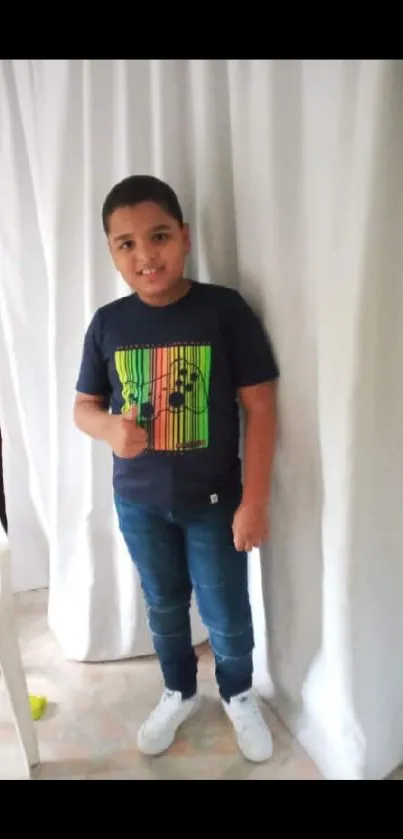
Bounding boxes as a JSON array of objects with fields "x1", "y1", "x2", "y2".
[{"x1": 136, "y1": 277, "x2": 192, "y2": 308}]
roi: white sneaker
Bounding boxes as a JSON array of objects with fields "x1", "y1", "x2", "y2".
[
  {"x1": 223, "y1": 689, "x2": 273, "y2": 762},
  {"x1": 137, "y1": 689, "x2": 201, "y2": 756}
]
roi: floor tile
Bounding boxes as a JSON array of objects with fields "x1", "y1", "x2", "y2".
[{"x1": 1, "y1": 589, "x2": 323, "y2": 780}]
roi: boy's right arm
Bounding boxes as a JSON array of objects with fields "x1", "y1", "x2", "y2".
[
  {"x1": 74, "y1": 394, "x2": 147, "y2": 459},
  {"x1": 74, "y1": 393, "x2": 114, "y2": 442},
  {"x1": 74, "y1": 312, "x2": 147, "y2": 458}
]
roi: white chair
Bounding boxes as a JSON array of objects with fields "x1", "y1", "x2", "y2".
[{"x1": 0, "y1": 524, "x2": 40, "y2": 778}]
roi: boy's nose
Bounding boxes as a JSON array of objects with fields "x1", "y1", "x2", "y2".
[{"x1": 136, "y1": 243, "x2": 157, "y2": 264}]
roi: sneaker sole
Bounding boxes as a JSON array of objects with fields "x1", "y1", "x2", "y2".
[{"x1": 137, "y1": 695, "x2": 202, "y2": 757}]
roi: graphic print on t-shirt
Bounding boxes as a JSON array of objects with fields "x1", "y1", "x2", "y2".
[{"x1": 114, "y1": 343, "x2": 212, "y2": 452}]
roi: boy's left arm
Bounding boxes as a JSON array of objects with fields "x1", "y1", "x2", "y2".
[{"x1": 233, "y1": 380, "x2": 277, "y2": 552}]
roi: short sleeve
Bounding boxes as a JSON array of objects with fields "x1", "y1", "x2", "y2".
[
  {"x1": 76, "y1": 310, "x2": 111, "y2": 398},
  {"x1": 223, "y1": 290, "x2": 279, "y2": 388}
]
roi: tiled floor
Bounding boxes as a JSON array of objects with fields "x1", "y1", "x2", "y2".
[{"x1": 2, "y1": 589, "x2": 323, "y2": 780}]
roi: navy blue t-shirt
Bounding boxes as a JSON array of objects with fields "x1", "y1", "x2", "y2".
[{"x1": 76, "y1": 281, "x2": 279, "y2": 509}]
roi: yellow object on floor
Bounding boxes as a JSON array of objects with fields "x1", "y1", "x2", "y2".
[{"x1": 29, "y1": 694, "x2": 47, "y2": 721}]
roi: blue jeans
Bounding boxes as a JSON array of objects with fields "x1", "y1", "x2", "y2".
[{"x1": 114, "y1": 494, "x2": 254, "y2": 702}]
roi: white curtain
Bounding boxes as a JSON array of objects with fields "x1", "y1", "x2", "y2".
[{"x1": 1, "y1": 59, "x2": 403, "y2": 780}]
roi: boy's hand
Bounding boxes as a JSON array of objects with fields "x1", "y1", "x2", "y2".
[
  {"x1": 232, "y1": 502, "x2": 269, "y2": 552},
  {"x1": 105, "y1": 405, "x2": 148, "y2": 459}
]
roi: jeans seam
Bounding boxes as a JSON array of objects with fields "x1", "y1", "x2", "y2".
[
  {"x1": 151, "y1": 631, "x2": 191, "y2": 639},
  {"x1": 206, "y1": 623, "x2": 253, "y2": 637},
  {"x1": 147, "y1": 602, "x2": 190, "y2": 614}
]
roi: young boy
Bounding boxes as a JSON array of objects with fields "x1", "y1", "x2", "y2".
[{"x1": 74, "y1": 175, "x2": 279, "y2": 763}]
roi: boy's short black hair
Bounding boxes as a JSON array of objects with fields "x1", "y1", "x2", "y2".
[{"x1": 102, "y1": 174, "x2": 184, "y2": 234}]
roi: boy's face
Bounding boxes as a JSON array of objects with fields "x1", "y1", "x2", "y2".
[{"x1": 107, "y1": 201, "x2": 191, "y2": 304}]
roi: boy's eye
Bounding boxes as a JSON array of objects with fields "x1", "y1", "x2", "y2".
[
  {"x1": 120, "y1": 240, "x2": 133, "y2": 250},
  {"x1": 152, "y1": 232, "x2": 169, "y2": 242}
]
